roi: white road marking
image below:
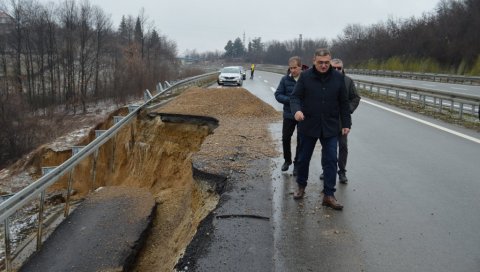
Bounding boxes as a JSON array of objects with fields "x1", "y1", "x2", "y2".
[
  {"x1": 451, "y1": 87, "x2": 467, "y2": 91},
  {"x1": 362, "y1": 100, "x2": 480, "y2": 144},
  {"x1": 264, "y1": 80, "x2": 269, "y2": 83},
  {"x1": 270, "y1": 87, "x2": 276, "y2": 93}
]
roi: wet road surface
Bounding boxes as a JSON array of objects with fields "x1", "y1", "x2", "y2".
[{"x1": 245, "y1": 71, "x2": 480, "y2": 272}]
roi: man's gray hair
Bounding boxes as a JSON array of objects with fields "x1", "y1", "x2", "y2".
[
  {"x1": 314, "y1": 48, "x2": 331, "y2": 57},
  {"x1": 331, "y1": 58, "x2": 343, "y2": 66},
  {"x1": 289, "y1": 56, "x2": 302, "y2": 67}
]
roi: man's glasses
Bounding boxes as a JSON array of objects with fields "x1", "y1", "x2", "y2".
[{"x1": 332, "y1": 66, "x2": 343, "y2": 71}]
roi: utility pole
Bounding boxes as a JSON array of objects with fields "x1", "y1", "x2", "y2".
[
  {"x1": 299, "y1": 34, "x2": 303, "y2": 50},
  {"x1": 243, "y1": 31, "x2": 246, "y2": 49}
]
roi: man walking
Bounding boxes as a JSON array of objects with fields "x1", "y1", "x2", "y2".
[
  {"x1": 290, "y1": 48, "x2": 351, "y2": 210},
  {"x1": 275, "y1": 56, "x2": 303, "y2": 175},
  {"x1": 320, "y1": 58, "x2": 361, "y2": 183}
]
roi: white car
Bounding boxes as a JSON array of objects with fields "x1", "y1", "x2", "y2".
[{"x1": 218, "y1": 66, "x2": 243, "y2": 86}]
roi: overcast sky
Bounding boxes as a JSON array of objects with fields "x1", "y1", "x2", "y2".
[{"x1": 35, "y1": 0, "x2": 441, "y2": 55}]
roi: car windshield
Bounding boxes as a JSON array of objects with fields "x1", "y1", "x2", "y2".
[{"x1": 221, "y1": 67, "x2": 240, "y2": 73}]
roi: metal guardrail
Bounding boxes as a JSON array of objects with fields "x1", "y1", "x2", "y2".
[
  {"x1": 355, "y1": 79, "x2": 480, "y2": 119},
  {"x1": 256, "y1": 64, "x2": 480, "y2": 120},
  {"x1": 347, "y1": 69, "x2": 480, "y2": 86},
  {"x1": 257, "y1": 64, "x2": 480, "y2": 119},
  {"x1": 0, "y1": 71, "x2": 218, "y2": 271}
]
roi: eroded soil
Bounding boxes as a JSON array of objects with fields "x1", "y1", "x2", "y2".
[{"x1": 1, "y1": 86, "x2": 281, "y2": 271}]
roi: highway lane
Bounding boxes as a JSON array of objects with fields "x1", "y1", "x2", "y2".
[
  {"x1": 349, "y1": 74, "x2": 480, "y2": 98},
  {"x1": 243, "y1": 70, "x2": 480, "y2": 272}
]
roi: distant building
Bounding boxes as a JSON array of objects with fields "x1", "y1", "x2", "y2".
[
  {"x1": 177, "y1": 56, "x2": 200, "y2": 65},
  {"x1": 0, "y1": 10, "x2": 14, "y2": 35}
]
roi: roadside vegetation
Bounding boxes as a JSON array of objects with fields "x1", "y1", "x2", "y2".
[
  {"x1": 0, "y1": 1, "x2": 203, "y2": 167},
  {"x1": 188, "y1": 0, "x2": 479, "y2": 76}
]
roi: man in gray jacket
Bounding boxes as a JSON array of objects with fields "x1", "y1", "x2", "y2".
[{"x1": 320, "y1": 58, "x2": 361, "y2": 183}]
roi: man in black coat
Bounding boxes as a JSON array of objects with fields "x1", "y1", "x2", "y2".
[
  {"x1": 320, "y1": 58, "x2": 361, "y2": 183},
  {"x1": 274, "y1": 56, "x2": 303, "y2": 175},
  {"x1": 290, "y1": 48, "x2": 351, "y2": 210}
]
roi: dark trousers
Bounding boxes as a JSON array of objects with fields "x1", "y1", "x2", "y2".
[
  {"x1": 296, "y1": 134, "x2": 338, "y2": 196},
  {"x1": 282, "y1": 118, "x2": 299, "y2": 164},
  {"x1": 338, "y1": 134, "x2": 348, "y2": 173},
  {"x1": 321, "y1": 133, "x2": 348, "y2": 174}
]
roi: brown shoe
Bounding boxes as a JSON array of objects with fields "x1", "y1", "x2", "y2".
[
  {"x1": 322, "y1": 195, "x2": 343, "y2": 210},
  {"x1": 293, "y1": 186, "x2": 305, "y2": 200}
]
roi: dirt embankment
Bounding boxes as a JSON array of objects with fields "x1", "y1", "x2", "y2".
[
  {"x1": 133, "y1": 87, "x2": 281, "y2": 271},
  {"x1": 1, "y1": 86, "x2": 281, "y2": 271}
]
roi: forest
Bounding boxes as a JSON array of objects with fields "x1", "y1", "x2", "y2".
[
  {"x1": 0, "y1": 0, "x2": 182, "y2": 166},
  {"x1": 194, "y1": 0, "x2": 480, "y2": 75}
]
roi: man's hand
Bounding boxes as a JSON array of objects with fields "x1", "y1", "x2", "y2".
[
  {"x1": 342, "y1": 128, "x2": 350, "y2": 135},
  {"x1": 294, "y1": 111, "x2": 305, "y2": 121}
]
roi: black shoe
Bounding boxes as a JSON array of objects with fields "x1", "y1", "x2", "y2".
[
  {"x1": 281, "y1": 161, "x2": 291, "y2": 171},
  {"x1": 339, "y1": 173, "x2": 348, "y2": 184},
  {"x1": 319, "y1": 173, "x2": 324, "y2": 180},
  {"x1": 292, "y1": 165, "x2": 298, "y2": 176}
]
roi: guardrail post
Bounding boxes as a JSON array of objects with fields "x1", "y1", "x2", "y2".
[
  {"x1": 36, "y1": 190, "x2": 46, "y2": 251},
  {"x1": 459, "y1": 103, "x2": 464, "y2": 119},
  {"x1": 37, "y1": 167, "x2": 56, "y2": 251},
  {"x1": 144, "y1": 89, "x2": 153, "y2": 102},
  {"x1": 156, "y1": 82, "x2": 163, "y2": 92},
  {"x1": 439, "y1": 98, "x2": 443, "y2": 112},
  {"x1": 128, "y1": 104, "x2": 140, "y2": 113},
  {"x1": 91, "y1": 130, "x2": 106, "y2": 191},
  {"x1": 112, "y1": 117, "x2": 124, "y2": 172},
  {"x1": 4, "y1": 218, "x2": 12, "y2": 272},
  {"x1": 91, "y1": 149, "x2": 99, "y2": 192},
  {"x1": 64, "y1": 146, "x2": 84, "y2": 217}
]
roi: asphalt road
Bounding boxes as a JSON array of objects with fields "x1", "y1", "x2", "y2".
[
  {"x1": 349, "y1": 74, "x2": 480, "y2": 98},
  {"x1": 242, "y1": 71, "x2": 480, "y2": 272}
]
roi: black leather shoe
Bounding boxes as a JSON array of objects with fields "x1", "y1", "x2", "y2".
[
  {"x1": 339, "y1": 173, "x2": 348, "y2": 184},
  {"x1": 322, "y1": 195, "x2": 343, "y2": 210},
  {"x1": 281, "y1": 161, "x2": 291, "y2": 171}
]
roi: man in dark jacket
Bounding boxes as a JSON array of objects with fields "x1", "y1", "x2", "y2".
[
  {"x1": 320, "y1": 58, "x2": 361, "y2": 183},
  {"x1": 274, "y1": 56, "x2": 303, "y2": 175},
  {"x1": 290, "y1": 48, "x2": 351, "y2": 210}
]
